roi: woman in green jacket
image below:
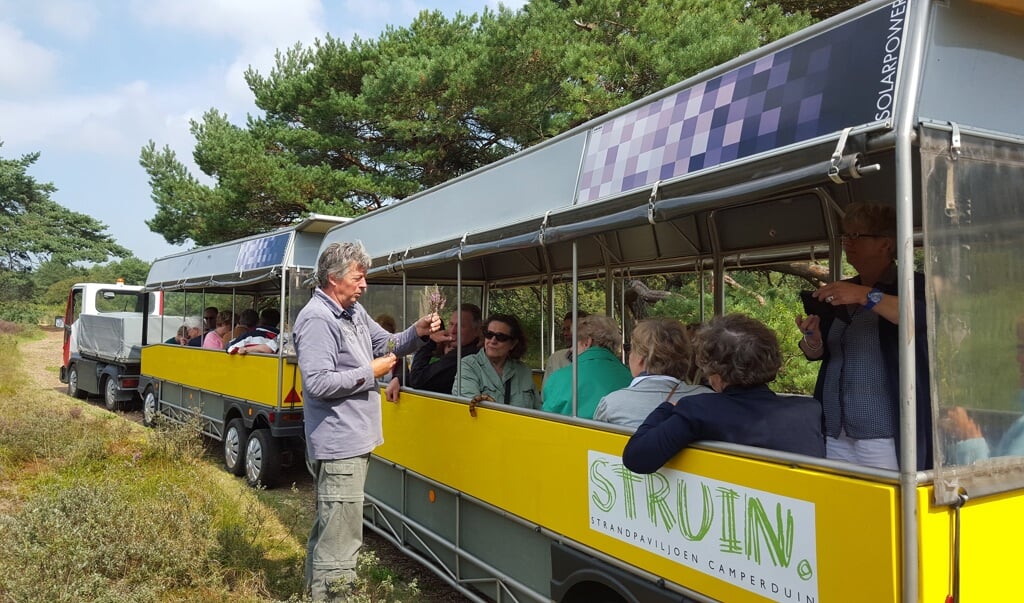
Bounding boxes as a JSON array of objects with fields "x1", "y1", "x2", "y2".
[
  {"x1": 453, "y1": 314, "x2": 539, "y2": 409},
  {"x1": 542, "y1": 314, "x2": 632, "y2": 419}
]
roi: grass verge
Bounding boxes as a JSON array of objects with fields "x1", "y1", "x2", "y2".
[{"x1": 0, "y1": 330, "x2": 422, "y2": 602}]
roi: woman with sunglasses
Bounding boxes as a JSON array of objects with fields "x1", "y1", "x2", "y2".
[
  {"x1": 795, "y1": 202, "x2": 932, "y2": 471},
  {"x1": 452, "y1": 314, "x2": 539, "y2": 408}
]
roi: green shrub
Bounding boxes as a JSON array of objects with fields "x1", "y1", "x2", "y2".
[
  {"x1": 0, "y1": 300, "x2": 62, "y2": 325},
  {"x1": 0, "y1": 478, "x2": 222, "y2": 602}
]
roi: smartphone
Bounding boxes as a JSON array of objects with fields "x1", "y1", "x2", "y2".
[{"x1": 799, "y1": 290, "x2": 828, "y2": 317}]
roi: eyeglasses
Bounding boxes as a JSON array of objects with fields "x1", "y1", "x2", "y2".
[
  {"x1": 840, "y1": 232, "x2": 885, "y2": 242},
  {"x1": 483, "y1": 330, "x2": 513, "y2": 342}
]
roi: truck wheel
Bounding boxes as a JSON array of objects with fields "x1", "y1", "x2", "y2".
[
  {"x1": 142, "y1": 387, "x2": 159, "y2": 427},
  {"x1": 102, "y1": 376, "x2": 120, "y2": 412},
  {"x1": 224, "y1": 418, "x2": 249, "y2": 476},
  {"x1": 244, "y1": 428, "x2": 280, "y2": 488},
  {"x1": 68, "y1": 365, "x2": 86, "y2": 399}
]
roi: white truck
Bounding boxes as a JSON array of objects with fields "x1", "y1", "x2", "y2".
[{"x1": 59, "y1": 281, "x2": 164, "y2": 411}]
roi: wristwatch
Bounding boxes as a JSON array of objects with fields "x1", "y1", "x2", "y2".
[{"x1": 863, "y1": 287, "x2": 883, "y2": 310}]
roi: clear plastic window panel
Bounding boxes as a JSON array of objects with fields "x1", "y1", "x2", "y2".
[{"x1": 922, "y1": 126, "x2": 1024, "y2": 503}]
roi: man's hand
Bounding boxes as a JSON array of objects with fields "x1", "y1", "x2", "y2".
[
  {"x1": 385, "y1": 377, "x2": 401, "y2": 402},
  {"x1": 429, "y1": 330, "x2": 453, "y2": 345},
  {"x1": 415, "y1": 312, "x2": 443, "y2": 337},
  {"x1": 371, "y1": 353, "x2": 397, "y2": 378}
]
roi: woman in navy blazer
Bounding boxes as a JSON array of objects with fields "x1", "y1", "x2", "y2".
[{"x1": 623, "y1": 314, "x2": 825, "y2": 474}]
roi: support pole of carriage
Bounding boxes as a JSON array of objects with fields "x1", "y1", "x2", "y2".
[
  {"x1": 455, "y1": 265, "x2": 461, "y2": 394},
  {"x1": 895, "y1": 1, "x2": 933, "y2": 601},
  {"x1": 571, "y1": 241, "x2": 579, "y2": 417}
]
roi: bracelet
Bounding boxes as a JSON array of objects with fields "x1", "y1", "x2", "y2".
[{"x1": 802, "y1": 337, "x2": 822, "y2": 353}]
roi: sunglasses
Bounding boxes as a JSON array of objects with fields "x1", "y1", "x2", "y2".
[
  {"x1": 483, "y1": 330, "x2": 513, "y2": 342},
  {"x1": 840, "y1": 232, "x2": 885, "y2": 241}
]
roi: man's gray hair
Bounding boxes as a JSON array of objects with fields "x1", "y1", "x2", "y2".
[{"x1": 317, "y1": 241, "x2": 372, "y2": 288}]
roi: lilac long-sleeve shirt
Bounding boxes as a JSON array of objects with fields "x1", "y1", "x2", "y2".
[{"x1": 294, "y1": 289, "x2": 422, "y2": 460}]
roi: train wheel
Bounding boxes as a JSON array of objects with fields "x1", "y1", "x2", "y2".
[
  {"x1": 244, "y1": 428, "x2": 280, "y2": 488},
  {"x1": 142, "y1": 387, "x2": 159, "y2": 427},
  {"x1": 223, "y1": 418, "x2": 249, "y2": 476}
]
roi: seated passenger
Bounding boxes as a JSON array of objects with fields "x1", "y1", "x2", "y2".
[
  {"x1": 453, "y1": 313, "x2": 539, "y2": 409},
  {"x1": 944, "y1": 315, "x2": 1024, "y2": 463},
  {"x1": 228, "y1": 308, "x2": 282, "y2": 355},
  {"x1": 202, "y1": 311, "x2": 234, "y2": 350},
  {"x1": 542, "y1": 310, "x2": 589, "y2": 387},
  {"x1": 944, "y1": 406, "x2": 1024, "y2": 464},
  {"x1": 187, "y1": 307, "x2": 218, "y2": 346},
  {"x1": 594, "y1": 318, "x2": 712, "y2": 428},
  {"x1": 202, "y1": 306, "x2": 218, "y2": 334},
  {"x1": 374, "y1": 313, "x2": 397, "y2": 334},
  {"x1": 231, "y1": 309, "x2": 259, "y2": 342},
  {"x1": 542, "y1": 315, "x2": 632, "y2": 419},
  {"x1": 409, "y1": 303, "x2": 483, "y2": 393},
  {"x1": 622, "y1": 314, "x2": 825, "y2": 474},
  {"x1": 257, "y1": 308, "x2": 281, "y2": 335},
  {"x1": 162, "y1": 323, "x2": 191, "y2": 343}
]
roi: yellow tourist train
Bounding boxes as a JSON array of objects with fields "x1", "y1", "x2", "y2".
[{"x1": 139, "y1": 1, "x2": 1024, "y2": 601}]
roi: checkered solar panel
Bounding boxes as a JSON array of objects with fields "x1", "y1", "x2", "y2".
[
  {"x1": 578, "y1": 3, "x2": 906, "y2": 203},
  {"x1": 235, "y1": 232, "x2": 290, "y2": 272}
]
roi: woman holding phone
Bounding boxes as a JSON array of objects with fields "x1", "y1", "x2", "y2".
[{"x1": 795, "y1": 202, "x2": 931, "y2": 471}]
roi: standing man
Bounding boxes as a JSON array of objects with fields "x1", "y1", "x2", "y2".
[{"x1": 293, "y1": 241, "x2": 440, "y2": 601}]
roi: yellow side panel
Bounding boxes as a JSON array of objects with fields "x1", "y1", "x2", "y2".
[
  {"x1": 141, "y1": 345, "x2": 301, "y2": 408},
  {"x1": 919, "y1": 485, "x2": 1024, "y2": 602},
  {"x1": 375, "y1": 391, "x2": 900, "y2": 602}
]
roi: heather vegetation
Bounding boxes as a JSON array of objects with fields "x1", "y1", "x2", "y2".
[{"x1": 0, "y1": 329, "x2": 421, "y2": 602}]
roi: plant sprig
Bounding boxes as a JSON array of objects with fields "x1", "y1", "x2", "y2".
[{"x1": 426, "y1": 284, "x2": 446, "y2": 316}]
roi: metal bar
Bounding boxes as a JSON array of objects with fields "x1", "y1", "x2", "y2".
[
  {"x1": 894, "y1": 1, "x2": 933, "y2": 602},
  {"x1": 571, "y1": 241, "x2": 579, "y2": 417},
  {"x1": 364, "y1": 495, "x2": 548, "y2": 603}
]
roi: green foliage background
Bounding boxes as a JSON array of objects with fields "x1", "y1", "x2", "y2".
[{"x1": 489, "y1": 269, "x2": 821, "y2": 395}]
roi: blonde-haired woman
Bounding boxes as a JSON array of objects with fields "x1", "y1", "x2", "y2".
[
  {"x1": 594, "y1": 318, "x2": 711, "y2": 428},
  {"x1": 542, "y1": 314, "x2": 632, "y2": 419}
]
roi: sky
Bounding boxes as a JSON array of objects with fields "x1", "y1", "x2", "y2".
[{"x1": 0, "y1": 0, "x2": 524, "y2": 262}]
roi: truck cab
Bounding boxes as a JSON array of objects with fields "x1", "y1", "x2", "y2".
[{"x1": 60, "y1": 281, "x2": 161, "y2": 411}]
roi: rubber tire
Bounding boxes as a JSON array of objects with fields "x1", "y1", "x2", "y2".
[
  {"x1": 68, "y1": 365, "x2": 86, "y2": 399},
  {"x1": 102, "y1": 375, "x2": 120, "y2": 412},
  {"x1": 142, "y1": 387, "x2": 158, "y2": 427},
  {"x1": 244, "y1": 428, "x2": 280, "y2": 488},
  {"x1": 223, "y1": 418, "x2": 250, "y2": 476}
]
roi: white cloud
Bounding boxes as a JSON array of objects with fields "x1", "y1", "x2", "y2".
[
  {"x1": 37, "y1": 0, "x2": 100, "y2": 40},
  {"x1": 341, "y1": 0, "x2": 419, "y2": 23},
  {"x1": 0, "y1": 22, "x2": 59, "y2": 95},
  {"x1": 128, "y1": 0, "x2": 330, "y2": 121},
  {"x1": 132, "y1": 0, "x2": 325, "y2": 49},
  {"x1": 0, "y1": 80, "x2": 191, "y2": 159}
]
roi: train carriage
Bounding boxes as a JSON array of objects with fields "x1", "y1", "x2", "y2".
[
  {"x1": 139, "y1": 215, "x2": 348, "y2": 487},
  {"x1": 309, "y1": 1, "x2": 1024, "y2": 601}
]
